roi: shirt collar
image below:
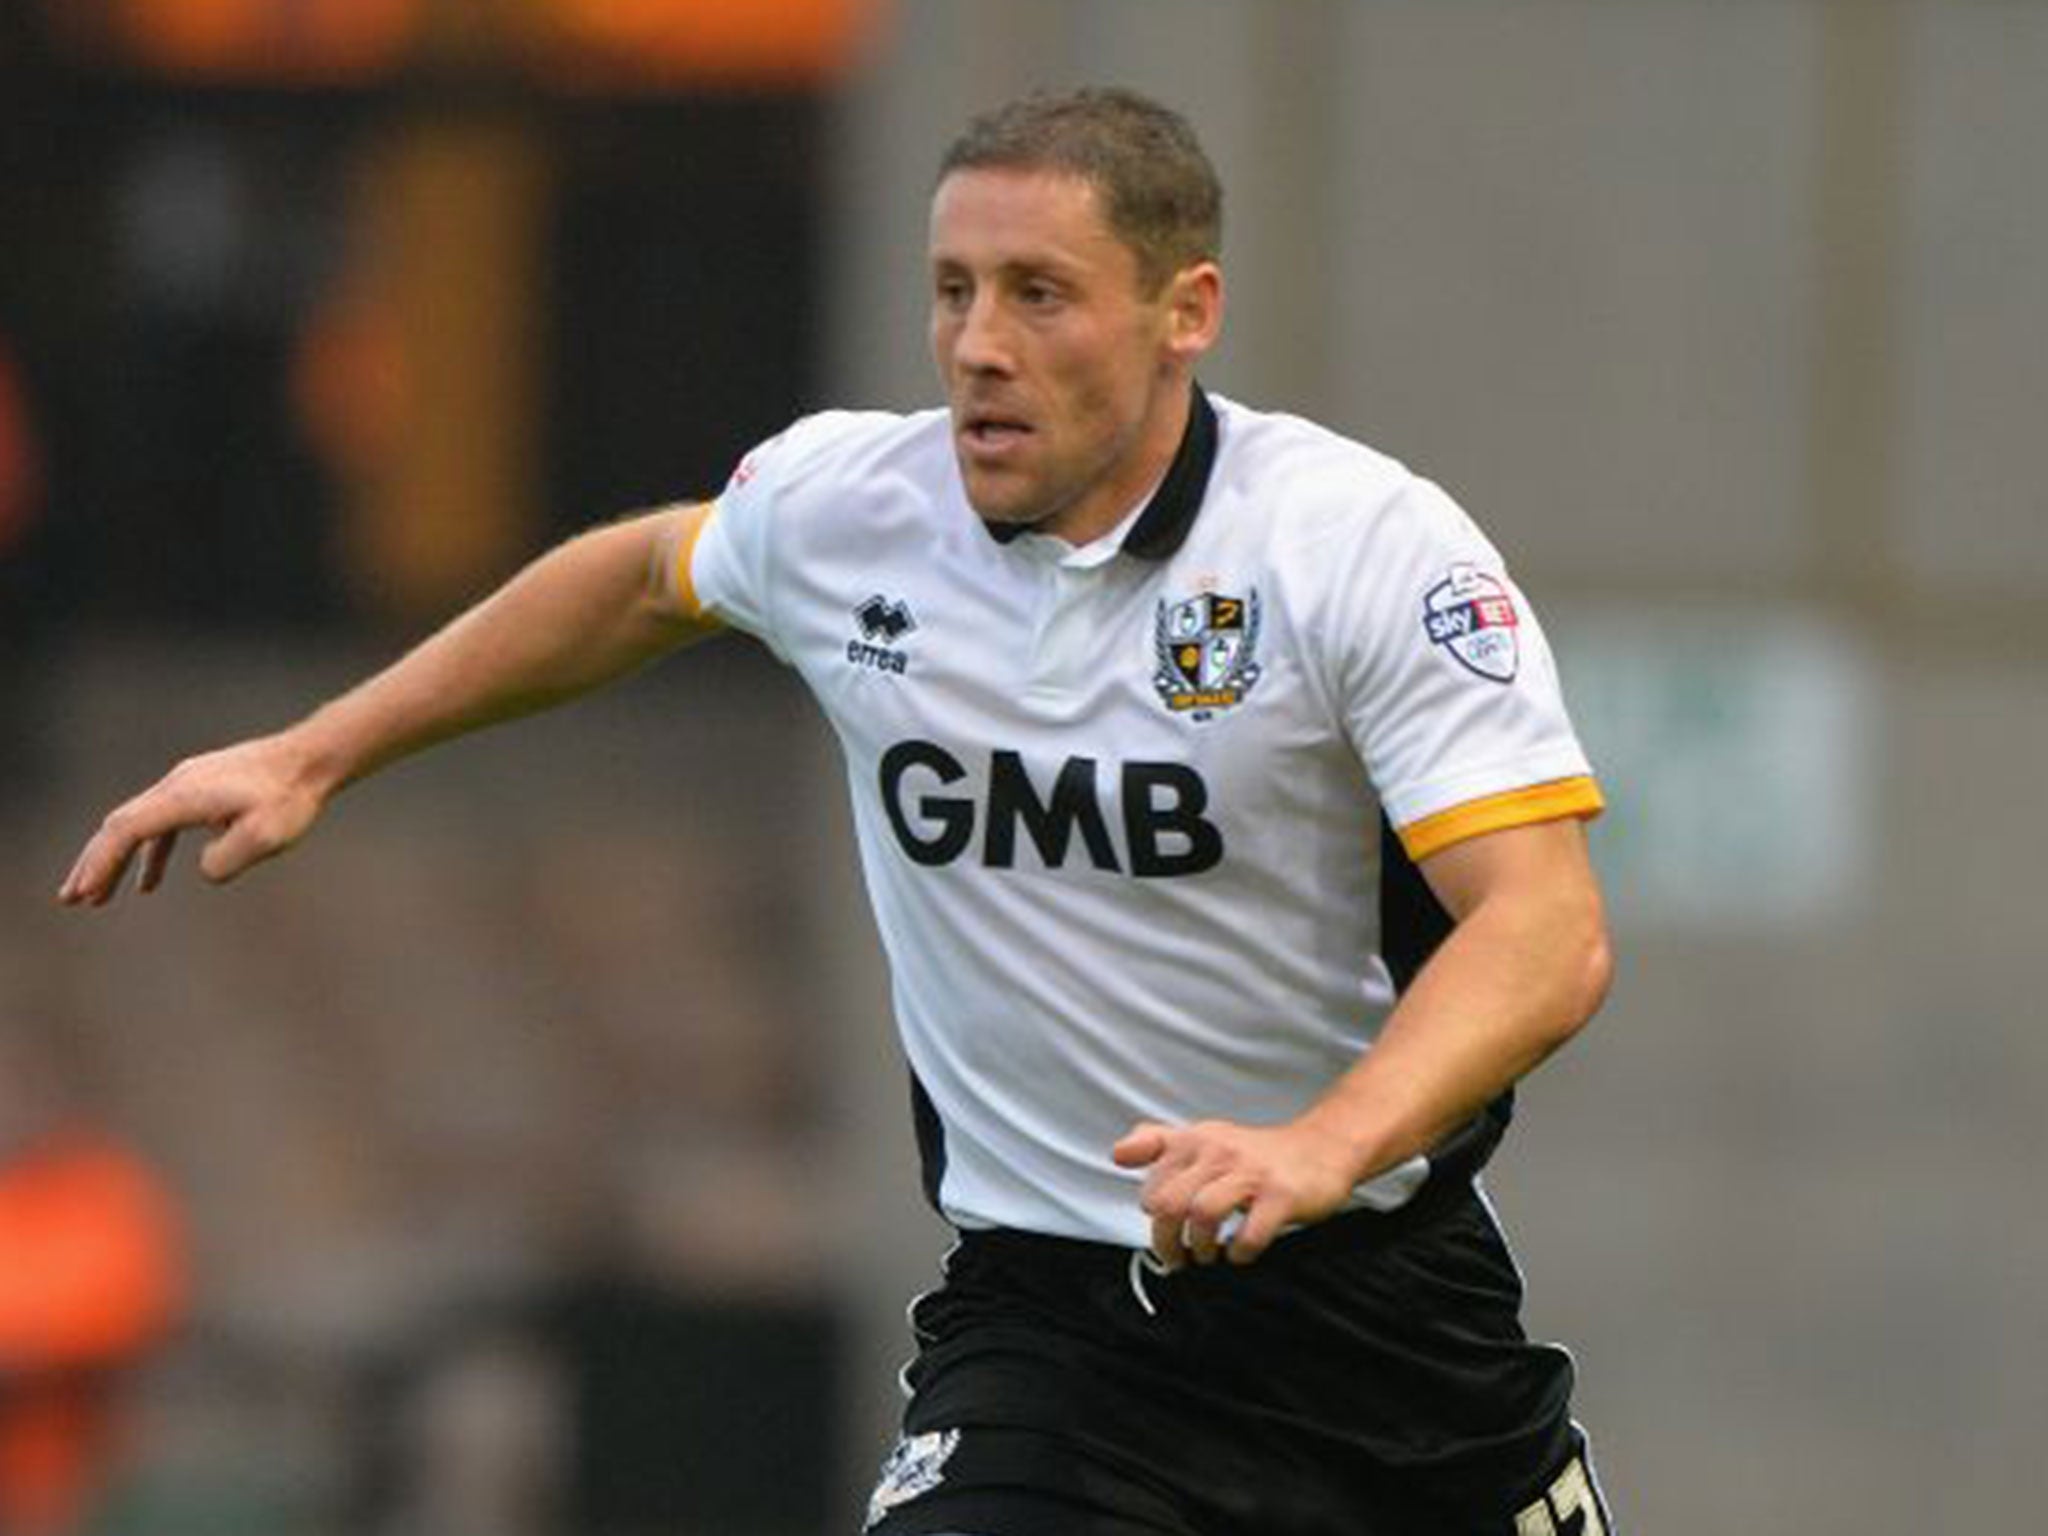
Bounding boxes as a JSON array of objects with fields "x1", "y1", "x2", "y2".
[{"x1": 981, "y1": 383, "x2": 1218, "y2": 562}]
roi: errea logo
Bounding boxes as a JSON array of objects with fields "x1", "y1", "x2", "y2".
[
  {"x1": 848, "y1": 594, "x2": 916, "y2": 674},
  {"x1": 856, "y1": 594, "x2": 916, "y2": 642}
]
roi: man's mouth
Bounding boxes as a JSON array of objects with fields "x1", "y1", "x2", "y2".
[{"x1": 961, "y1": 412, "x2": 1034, "y2": 452}]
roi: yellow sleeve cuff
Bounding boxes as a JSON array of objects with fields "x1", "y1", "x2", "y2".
[
  {"x1": 671, "y1": 500, "x2": 719, "y2": 622},
  {"x1": 1396, "y1": 775, "x2": 1605, "y2": 862}
]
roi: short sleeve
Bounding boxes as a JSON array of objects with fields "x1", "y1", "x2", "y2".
[
  {"x1": 687, "y1": 427, "x2": 792, "y2": 656},
  {"x1": 688, "y1": 412, "x2": 875, "y2": 662},
  {"x1": 1325, "y1": 478, "x2": 1602, "y2": 859}
]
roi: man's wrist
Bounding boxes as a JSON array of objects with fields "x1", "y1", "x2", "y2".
[
  {"x1": 1294, "y1": 1094, "x2": 1396, "y2": 1195},
  {"x1": 276, "y1": 714, "x2": 357, "y2": 804}
]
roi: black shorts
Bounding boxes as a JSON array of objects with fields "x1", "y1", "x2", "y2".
[{"x1": 863, "y1": 1183, "x2": 1614, "y2": 1536}]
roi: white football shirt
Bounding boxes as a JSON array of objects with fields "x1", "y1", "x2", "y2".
[{"x1": 685, "y1": 389, "x2": 1601, "y2": 1248}]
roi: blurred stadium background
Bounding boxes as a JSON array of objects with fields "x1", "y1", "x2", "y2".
[{"x1": 1, "y1": 1, "x2": 2043, "y2": 1532}]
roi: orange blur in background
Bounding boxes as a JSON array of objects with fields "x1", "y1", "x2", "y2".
[
  {"x1": 0, "y1": 1135, "x2": 185, "y2": 1536},
  {"x1": 83, "y1": 0, "x2": 877, "y2": 86}
]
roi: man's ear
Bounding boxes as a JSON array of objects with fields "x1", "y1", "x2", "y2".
[{"x1": 1164, "y1": 261, "x2": 1225, "y2": 362}]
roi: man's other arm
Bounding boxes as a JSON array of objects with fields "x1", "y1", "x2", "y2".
[{"x1": 1115, "y1": 816, "x2": 1613, "y2": 1266}]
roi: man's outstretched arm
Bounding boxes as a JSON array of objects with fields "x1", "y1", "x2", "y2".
[{"x1": 59, "y1": 502, "x2": 718, "y2": 906}]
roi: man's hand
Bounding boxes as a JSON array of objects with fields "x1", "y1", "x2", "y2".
[
  {"x1": 58, "y1": 736, "x2": 326, "y2": 906},
  {"x1": 1111, "y1": 1117, "x2": 1361, "y2": 1269}
]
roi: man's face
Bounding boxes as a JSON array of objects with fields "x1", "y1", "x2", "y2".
[{"x1": 929, "y1": 167, "x2": 1207, "y2": 544}]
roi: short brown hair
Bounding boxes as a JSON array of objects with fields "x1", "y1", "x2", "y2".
[{"x1": 938, "y1": 87, "x2": 1223, "y2": 293}]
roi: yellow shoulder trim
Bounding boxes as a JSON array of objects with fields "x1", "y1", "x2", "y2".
[
  {"x1": 671, "y1": 500, "x2": 720, "y2": 623},
  {"x1": 1397, "y1": 775, "x2": 1605, "y2": 862}
]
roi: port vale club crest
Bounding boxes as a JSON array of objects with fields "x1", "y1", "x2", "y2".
[{"x1": 1154, "y1": 588, "x2": 1263, "y2": 718}]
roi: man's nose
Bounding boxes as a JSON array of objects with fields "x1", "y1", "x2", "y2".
[{"x1": 952, "y1": 293, "x2": 1015, "y2": 374}]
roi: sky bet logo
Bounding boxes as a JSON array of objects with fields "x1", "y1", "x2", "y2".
[
  {"x1": 849, "y1": 594, "x2": 917, "y2": 674},
  {"x1": 1422, "y1": 563, "x2": 1521, "y2": 683},
  {"x1": 879, "y1": 741, "x2": 1223, "y2": 877}
]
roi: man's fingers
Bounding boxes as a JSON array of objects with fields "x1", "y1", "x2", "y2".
[
  {"x1": 61, "y1": 820, "x2": 150, "y2": 906},
  {"x1": 1148, "y1": 1211, "x2": 1189, "y2": 1271},
  {"x1": 57, "y1": 740, "x2": 320, "y2": 908},
  {"x1": 1123, "y1": 1124, "x2": 1193, "y2": 1268},
  {"x1": 196, "y1": 807, "x2": 299, "y2": 884},
  {"x1": 1112, "y1": 1122, "x2": 1171, "y2": 1168},
  {"x1": 1227, "y1": 1191, "x2": 1291, "y2": 1266},
  {"x1": 1119, "y1": 1118, "x2": 1343, "y2": 1272},
  {"x1": 198, "y1": 822, "x2": 254, "y2": 884},
  {"x1": 1143, "y1": 1163, "x2": 1196, "y2": 1271},
  {"x1": 1139, "y1": 1144, "x2": 1256, "y2": 1270},
  {"x1": 58, "y1": 847, "x2": 101, "y2": 905},
  {"x1": 1184, "y1": 1178, "x2": 1254, "y2": 1266},
  {"x1": 61, "y1": 774, "x2": 211, "y2": 903},
  {"x1": 138, "y1": 830, "x2": 180, "y2": 894},
  {"x1": 1152, "y1": 1200, "x2": 1248, "y2": 1270},
  {"x1": 63, "y1": 778, "x2": 245, "y2": 903}
]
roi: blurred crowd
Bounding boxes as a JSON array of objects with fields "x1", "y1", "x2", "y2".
[{"x1": 2, "y1": 3, "x2": 883, "y2": 1531}]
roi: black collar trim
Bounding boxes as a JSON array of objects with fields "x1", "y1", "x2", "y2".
[
  {"x1": 1122, "y1": 383, "x2": 1217, "y2": 561},
  {"x1": 981, "y1": 384, "x2": 1217, "y2": 560}
]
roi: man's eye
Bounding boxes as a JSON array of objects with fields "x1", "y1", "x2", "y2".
[{"x1": 935, "y1": 280, "x2": 970, "y2": 309}]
